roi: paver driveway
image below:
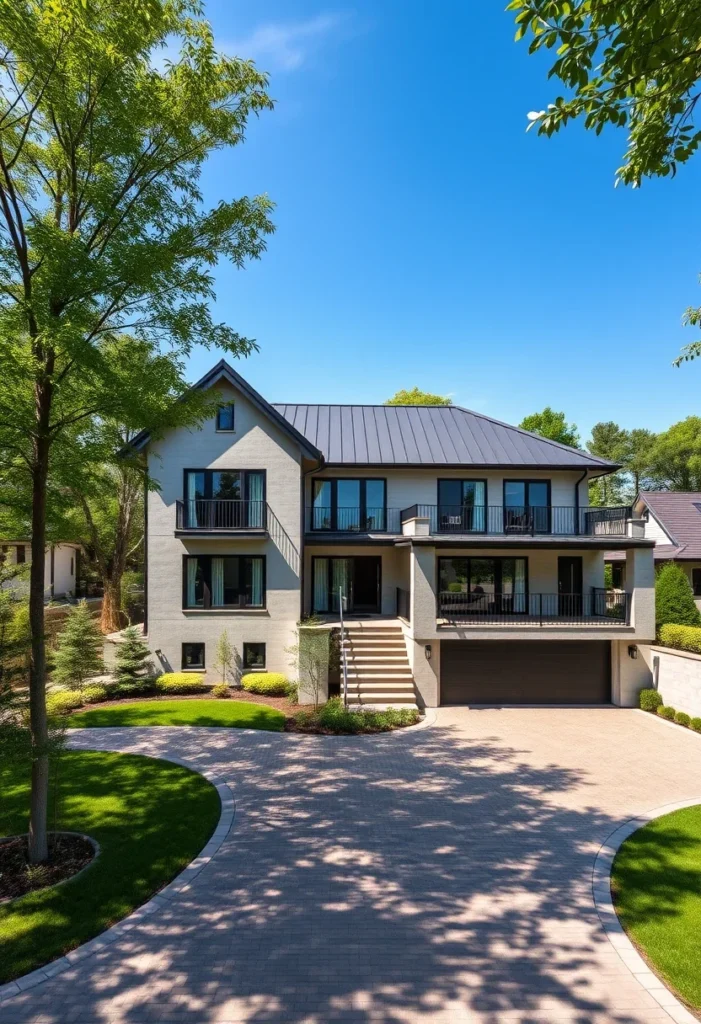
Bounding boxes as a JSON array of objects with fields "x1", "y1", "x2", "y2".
[{"x1": 3, "y1": 708, "x2": 701, "y2": 1024}]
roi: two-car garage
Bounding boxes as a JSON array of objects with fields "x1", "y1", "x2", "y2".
[{"x1": 439, "y1": 640, "x2": 611, "y2": 705}]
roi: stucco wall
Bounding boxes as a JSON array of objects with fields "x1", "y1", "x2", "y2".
[
  {"x1": 146, "y1": 382, "x2": 303, "y2": 681},
  {"x1": 1, "y1": 543, "x2": 77, "y2": 600},
  {"x1": 613, "y1": 641, "x2": 701, "y2": 718}
]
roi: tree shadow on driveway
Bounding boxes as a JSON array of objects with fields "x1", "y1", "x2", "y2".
[{"x1": 2, "y1": 718, "x2": 687, "y2": 1024}]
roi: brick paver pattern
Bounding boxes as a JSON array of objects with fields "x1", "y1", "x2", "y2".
[{"x1": 3, "y1": 708, "x2": 701, "y2": 1024}]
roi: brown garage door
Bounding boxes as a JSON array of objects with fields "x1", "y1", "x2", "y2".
[{"x1": 440, "y1": 640, "x2": 611, "y2": 705}]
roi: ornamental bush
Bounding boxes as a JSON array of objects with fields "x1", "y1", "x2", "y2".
[
  {"x1": 657, "y1": 705, "x2": 676, "y2": 721},
  {"x1": 639, "y1": 688, "x2": 663, "y2": 713},
  {"x1": 112, "y1": 679, "x2": 158, "y2": 698},
  {"x1": 155, "y1": 672, "x2": 207, "y2": 694},
  {"x1": 211, "y1": 683, "x2": 230, "y2": 699},
  {"x1": 658, "y1": 623, "x2": 701, "y2": 654},
  {"x1": 691, "y1": 718, "x2": 701, "y2": 733},
  {"x1": 655, "y1": 563, "x2": 701, "y2": 629},
  {"x1": 675, "y1": 711, "x2": 691, "y2": 727},
  {"x1": 113, "y1": 625, "x2": 151, "y2": 688},
  {"x1": 241, "y1": 672, "x2": 289, "y2": 696},
  {"x1": 81, "y1": 684, "x2": 108, "y2": 704},
  {"x1": 46, "y1": 690, "x2": 83, "y2": 715},
  {"x1": 294, "y1": 697, "x2": 420, "y2": 734}
]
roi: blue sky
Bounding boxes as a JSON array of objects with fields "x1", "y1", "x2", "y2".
[{"x1": 185, "y1": 0, "x2": 701, "y2": 442}]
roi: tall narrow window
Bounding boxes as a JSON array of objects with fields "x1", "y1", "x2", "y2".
[
  {"x1": 16, "y1": 545, "x2": 25, "y2": 564},
  {"x1": 216, "y1": 403, "x2": 235, "y2": 431}
]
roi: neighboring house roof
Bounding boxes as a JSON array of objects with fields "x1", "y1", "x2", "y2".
[
  {"x1": 272, "y1": 403, "x2": 618, "y2": 469},
  {"x1": 607, "y1": 492, "x2": 701, "y2": 562},
  {"x1": 129, "y1": 360, "x2": 323, "y2": 461}
]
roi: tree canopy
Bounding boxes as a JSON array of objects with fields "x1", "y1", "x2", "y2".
[
  {"x1": 385, "y1": 388, "x2": 452, "y2": 406},
  {"x1": 519, "y1": 407, "x2": 580, "y2": 448}
]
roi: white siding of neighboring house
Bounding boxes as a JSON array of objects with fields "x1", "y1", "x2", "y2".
[
  {"x1": 146, "y1": 382, "x2": 304, "y2": 683},
  {"x1": 1, "y1": 542, "x2": 77, "y2": 600}
]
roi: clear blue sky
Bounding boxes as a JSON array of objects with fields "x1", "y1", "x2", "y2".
[{"x1": 186, "y1": 0, "x2": 701, "y2": 442}]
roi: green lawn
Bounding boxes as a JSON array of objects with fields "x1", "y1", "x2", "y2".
[
  {"x1": 69, "y1": 698, "x2": 285, "y2": 730},
  {"x1": 0, "y1": 750, "x2": 220, "y2": 983},
  {"x1": 612, "y1": 804, "x2": 701, "y2": 1011}
]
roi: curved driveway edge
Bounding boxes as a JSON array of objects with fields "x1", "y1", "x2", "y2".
[
  {"x1": 592, "y1": 798, "x2": 701, "y2": 1024},
  {"x1": 0, "y1": 749, "x2": 236, "y2": 1004}
]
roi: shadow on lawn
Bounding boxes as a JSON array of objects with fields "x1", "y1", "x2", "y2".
[
  {"x1": 70, "y1": 702, "x2": 285, "y2": 731},
  {"x1": 3, "y1": 721, "x2": 690, "y2": 1024}
]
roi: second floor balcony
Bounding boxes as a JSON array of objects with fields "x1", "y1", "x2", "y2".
[
  {"x1": 305, "y1": 503, "x2": 632, "y2": 537},
  {"x1": 176, "y1": 499, "x2": 268, "y2": 533}
]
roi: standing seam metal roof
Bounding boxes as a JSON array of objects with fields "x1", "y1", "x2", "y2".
[{"x1": 271, "y1": 404, "x2": 617, "y2": 469}]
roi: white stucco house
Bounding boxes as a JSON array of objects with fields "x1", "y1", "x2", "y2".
[
  {"x1": 0, "y1": 541, "x2": 81, "y2": 602},
  {"x1": 130, "y1": 360, "x2": 656, "y2": 708},
  {"x1": 606, "y1": 492, "x2": 701, "y2": 609}
]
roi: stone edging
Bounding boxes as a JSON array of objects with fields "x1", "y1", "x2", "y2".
[
  {"x1": 592, "y1": 797, "x2": 701, "y2": 1024},
  {"x1": 634, "y1": 707, "x2": 701, "y2": 737},
  {"x1": 0, "y1": 756, "x2": 235, "y2": 1005},
  {"x1": 0, "y1": 832, "x2": 101, "y2": 907}
]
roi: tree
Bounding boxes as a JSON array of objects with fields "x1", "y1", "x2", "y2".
[
  {"x1": 113, "y1": 625, "x2": 150, "y2": 689},
  {"x1": 587, "y1": 422, "x2": 629, "y2": 505},
  {"x1": 646, "y1": 418, "x2": 701, "y2": 490},
  {"x1": 655, "y1": 562, "x2": 701, "y2": 628},
  {"x1": 0, "y1": 0, "x2": 273, "y2": 861},
  {"x1": 626, "y1": 429, "x2": 657, "y2": 495},
  {"x1": 53, "y1": 601, "x2": 104, "y2": 690},
  {"x1": 509, "y1": 1, "x2": 701, "y2": 364},
  {"x1": 519, "y1": 407, "x2": 579, "y2": 447},
  {"x1": 385, "y1": 388, "x2": 452, "y2": 406},
  {"x1": 287, "y1": 619, "x2": 330, "y2": 709},
  {"x1": 213, "y1": 630, "x2": 237, "y2": 687}
]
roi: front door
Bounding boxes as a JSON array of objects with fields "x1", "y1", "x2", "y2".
[
  {"x1": 311, "y1": 556, "x2": 381, "y2": 614},
  {"x1": 558, "y1": 556, "x2": 583, "y2": 617},
  {"x1": 352, "y1": 557, "x2": 381, "y2": 612}
]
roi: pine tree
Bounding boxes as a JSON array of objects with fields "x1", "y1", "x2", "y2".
[
  {"x1": 113, "y1": 626, "x2": 151, "y2": 688},
  {"x1": 655, "y1": 563, "x2": 701, "y2": 629},
  {"x1": 53, "y1": 601, "x2": 104, "y2": 691}
]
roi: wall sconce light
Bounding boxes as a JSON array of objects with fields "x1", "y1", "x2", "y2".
[
  {"x1": 424, "y1": 644, "x2": 432, "y2": 661},
  {"x1": 628, "y1": 645, "x2": 638, "y2": 660},
  {"x1": 155, "y1": 648, "x2": 163, "y2": 658}
]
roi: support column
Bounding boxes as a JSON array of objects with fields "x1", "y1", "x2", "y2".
[
  {"x1": 409, "y1": 543, "x2": 439, "y2": 707},
  {"x1": 625, "y1": 546, "x2": 655, "y2": 638}
]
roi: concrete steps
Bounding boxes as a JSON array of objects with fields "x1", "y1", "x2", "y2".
[{"x1": 341, "y1": 624, "x2": 417, "y2": 707}]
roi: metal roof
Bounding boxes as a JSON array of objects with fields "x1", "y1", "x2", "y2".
[{"x1": 272, "y1": 404, "x2": 617, "y2": 469}]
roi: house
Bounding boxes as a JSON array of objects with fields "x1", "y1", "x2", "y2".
[
  {"x1": 132, "y1": 360, "x2": 655, "y2": 708},
  {"x1": 606, "y1": 491, "x2": 701, "y2": 608},
  {"x1": 0, "y1": 542, "x2": 81, "y2": 602}
]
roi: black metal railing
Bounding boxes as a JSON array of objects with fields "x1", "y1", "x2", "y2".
[
  {"x1": 396, "y1": 587, "x2": 410, "y2": 622},
  {"x1": 176, "y1": 499, "x2": 268, "y2": 531},
  {"x1": 438, "y1": 588, "x2": 629, "y2": 625},
  {"x1": 399, "y1": 504, "x2": 632, "y2": 537},
  {"x1": 306, "y1": 506, "x2": 401, "y2": 533}
]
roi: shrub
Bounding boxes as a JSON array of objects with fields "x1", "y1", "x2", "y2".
[
  {"x1": 112, "y1": 679, "x2": 158, "y2": 698},
  {"x1": 675, "y1": 711, "x2": 691, "y2": 727},
  {"x1": 657, "y1": 705, "x2": 676, "y2": 721},
  {"x1": 52, "y1": 600, "x2": 104, "y2": 690},
  {"x1": 242, "y1": 672, "x2": 289, "y2": 696},
  {"x1": 211, "y1": 683, "x2": 230, "y2": 699},
  {"x1": 655, "y1": 563, "x2": 701, "y2": 629},
  {"x1": 295, "y1": 697, "x2": 420, "y2": 734},
  {"x1": 691, "y1": 718, "x2": 701, "y2": 733},
  {"x1": 155, "y1": 672, "x2": 207, "y2": 695},
  {"x1": 81, "y1": 684, "x2": 108, "y2": 704},
  {"x1": 658, "y1": 623, "x2": 701, "y2": 655},
  {"x1": 113, "y1": 625, "x2": 151, "y2": 687},
  {"x1": 639, "y1": 688, "x2": 663, "y2": 713},
  {"x1": 46, "y1": 690, "x2": 83, "y2": 715}
]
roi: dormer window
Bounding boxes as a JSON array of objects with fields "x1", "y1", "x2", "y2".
[{"x1": 216, "y1": 402, "x2": 235, "y2": 432}]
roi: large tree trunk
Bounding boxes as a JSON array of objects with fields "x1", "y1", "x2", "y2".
[
  {"x1": 28, "y1": 434, "x2": 50, "y2": 864},
  {"x1": 100, "y1": 577, "x2": 123, "y2": 634}
]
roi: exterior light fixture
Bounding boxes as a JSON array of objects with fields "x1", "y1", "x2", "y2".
[
  {"x1": 628, "y1": 645, "x2": 638, "y2": 660},
  {"x1": 425, "y1": 644, "x2": 432, "y2": 661}
]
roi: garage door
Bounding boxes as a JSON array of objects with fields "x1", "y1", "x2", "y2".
[{"x1": 440, "y1": 640, "x2": 611, "y2": 705}]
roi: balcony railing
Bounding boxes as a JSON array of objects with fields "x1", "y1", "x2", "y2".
[
  {"x1": 306, "y1": 506, "x2": 402, "y2": 533},
  {"x1": 438, "y1": 587, "x2": 629, "y2": 625},
  {"x1": 176, "y1": 499, "x2": 268, "y2": 532},
  {"x1": 400, "y1": 505, "x2": 632, "y2": 537}
]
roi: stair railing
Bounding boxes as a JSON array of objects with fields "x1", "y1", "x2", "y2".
[{"x1": 338, "y1": 587, "x2": 350, "y2": 709}]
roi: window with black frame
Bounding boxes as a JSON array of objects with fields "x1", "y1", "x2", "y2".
[
  {"x1": 184, "y1": 469, "x2": 265, "y2": 529},
  {"x1": 438, "y1": 557, "x2": 528, "y2": 616},
  {"x1": 216, "y1": 403, "x2": 235, "y2": 431},
  {"x1": 311, "y1": 478, "x2": 386, "y2": 531},
  {"x1": 182, "y1": 642, "x2": 205, "y2": 669},
  {"x1": 243, "y1": 643, "x2": 266, "y2": 670},
  {"x1": 183, "y1": 555, "x2": 265, "y2": 609},
  {"x1": 503, "y1": 480, "x2": 550, "y2": 534},
  {"x1": 437, "y1": 480, "x2": 486, "y2": 532}
]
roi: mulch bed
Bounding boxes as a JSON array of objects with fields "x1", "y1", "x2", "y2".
[
  {"x1": 284, "y1": 717, "x2": 419, "y2": 735},
  {"x1": 0, "y1": 833, "x2": 95, "y2": 902},
  {"x1": 69, "y1": 690, "x2": 312, "y2": 718}
]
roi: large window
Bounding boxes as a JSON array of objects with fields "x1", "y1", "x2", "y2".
[
  {"x1": 184, "y1": 469, "x2": 265, "y2": 529},
  {"x1": 503, "y1": 480, "x2": 551, "y2": 533},
  {"x1": 311, "y1": 478, "x2": 386, "y2": 531},
  {"x1": 437, "y1": 479, "x2": 486, "y2": 532},
  {"x1": 438, "y1": 557, "x2": 527, "y2": 614},
  {"x1": 183, "y1": 555, "x2": 265, "y2": 609}
]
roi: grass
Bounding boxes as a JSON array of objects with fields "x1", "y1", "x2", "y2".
[
  {"x1": 69, "y1": 698, "x2": 285, "y2": 731},
  {"x1": 612, "y1": 804, "x2": 701, "y2": 1011},
  {"x1": 0, "y1": 750, "x2": 220, "y2": 983}
]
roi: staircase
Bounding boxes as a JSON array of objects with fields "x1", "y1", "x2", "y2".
[{"x1": 342, "y1": 623, "x2": 418, "y2": 708}]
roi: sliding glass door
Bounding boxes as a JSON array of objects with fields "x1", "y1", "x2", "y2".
[
  {"x1": 184, "y1": 470, "x2": 265, "y2": 529},
  {"x1": 437, "y1": 480, "x2": 486, "y2": 532},
  {"x1": 311, "y1": 557, "x2": 381, "y2": 613},
  {"x1": 503, "y1": 480, "x2": 550, "y2": 533},
  {"x1": 310, "y1": 479, "x2": 387, "y2": 532},
  {"x1": 438, "y1": 557, "x2": 527, "y2": 615}
]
